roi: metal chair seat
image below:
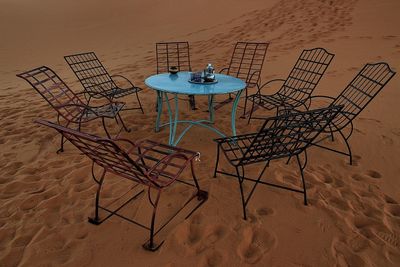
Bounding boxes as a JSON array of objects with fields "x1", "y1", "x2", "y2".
[{"x1": 82, "y1": 102, "x2": 125, "y2": 120}]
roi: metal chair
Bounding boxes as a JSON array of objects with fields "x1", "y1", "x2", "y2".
[
  {"x1": 214, "y1": 42, "x2": 269, "y2": 117},
  {"x1": 17, "y1": 66, "x2": 130, "y2": 153},
  {"x1": 35, "y1": 119, "x2": 208, "y2": 251},
  {"x1": 248, "y1": 48, "x2": 334, "y2": 122},
  {"x1": 310, "y1": 62, "x2": 396, "y2": 164},
  {"x1": 213, "y1": 105, "x2": 342, "y2": 220},
  {"x1": 156, "y1": 41, "x2": 196, "y2": 110},
  {"x1": 64, "y1": 52, "x2": 144, "y2": 113}
]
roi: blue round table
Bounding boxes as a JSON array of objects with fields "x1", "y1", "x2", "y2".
[{"x1": 145, "y1": 72, "x2": 246, "y2": 146}]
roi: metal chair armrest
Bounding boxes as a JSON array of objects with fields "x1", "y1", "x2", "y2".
[
  {"x1": 256, "y1": 78, "x2": 286, "y2": 95},
  {"x1": 309, "y1": 95, "x2": 336, "y2": 101},
  {"x1": 219, "y1": 67, "x2": 229, "y2": 74},
  {"x1": 111, "y1": 74, "x2": 136, "y2": 89}
]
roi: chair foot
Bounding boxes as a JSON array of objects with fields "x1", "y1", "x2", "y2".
[
  {"x1": 56, "y1": 148, "x2": 64, "y2": 154},
  {"x1": 196, "y1": 190, "x2": 208, "y2": 201},
  {"x1": 88, "y1": 217, "x2": 102, "y2": 225},
  {"x1": 142, "y1": 240, "x2": 164, "y2": 252}
]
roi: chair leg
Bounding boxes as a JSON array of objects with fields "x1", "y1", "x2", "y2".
[
  {"x1": 338, "y1": 129, "x2": 353, "y2": 165},
  {"x1": 328, "y1": 124, "x2": 335, "y2": 141},
  {"x1": 143, "y1": 188, "x2": 162, "y2": 251},
  {"x1": 88, "y1": 170, "x2": 106, "y2": 225},
  {"x1": 117, "y1": 113, "x2": 131, "y2": 133},
  {"x1": 247, "y1": 98, "x2": 256, "y2": 125},
  {"x1": 135, "y1": 89, "x2": 144, "y2": 114},
  {"x1": 190, "y1": 160, "x2": 208, "y2": 201},
  {"x1": 101, "y1": 117, "x2": 111, "y2": 138},
  {"x1": 188, "y1": 95, "x2": 196, "y2": 110},
  {"x1": 295, "y1": 154, "x2": 307, "y2": 206},
  {"x1": 56, "y1": 118, "x2": 69, "y2": 153},
  {"x1": 241, "y1": 87, "x2": 248, "y2": 118},
  {"x1": 57, "y1": 134, "x2": 65, "y2": 154},
  {"x1": 235, "y1": 166, "x2": 247, "y2": 220},
  {"x1": 213, "y1": 144, "x2": 221, "y2": 178}
]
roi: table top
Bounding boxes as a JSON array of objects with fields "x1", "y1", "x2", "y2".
[{"x1": 145, "y1": 72, "x2": 246, "y2": 95}]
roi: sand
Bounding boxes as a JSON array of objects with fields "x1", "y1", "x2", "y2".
[{"x1": 1, "y1": 0, "x2": 400, "y2": 266}]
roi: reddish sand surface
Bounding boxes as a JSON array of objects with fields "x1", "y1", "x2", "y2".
[{"x1": 1, "y1": 0, "x2": 400, "y2": 266}]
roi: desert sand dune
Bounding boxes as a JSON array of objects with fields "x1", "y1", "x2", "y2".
[{"x1": 1, "y1": 0, "x2": 400, "y2": 266}]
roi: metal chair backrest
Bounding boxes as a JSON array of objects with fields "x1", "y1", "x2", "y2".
[
  {"x1": 35, "y1": 119, "x2": 153, "y2": 185},
  {"x1": 226, "y1": 42, "x2": 269, "y2": 87},
  {"x1": 64, "y1": 52, "x2": 117, "y2": 97},
  {"x1": 278, "y1": 48, "x2": 334, "y2": 103},
  {"x1": 156, "y1": 42, "x2": 192, "y2": 74},
  {"x1": 239, "y1": 106, "x2": 342, "y2": 165},
  {"x1": 330, "y1": 62, "x2": 396, "y2": 130},
  {"x1": 17, "y1": 66, "x2": 85, "y2": 122}
]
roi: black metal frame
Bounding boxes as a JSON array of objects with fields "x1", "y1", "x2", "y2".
[
  {"x1": 310, "y1": 62, "x2": 396, "y2": 164},
  {"x1": 35, "y1": 119, "x2": 208, "y2": 251},
  {"x1": 213, "y1": 106, "x2": 343, "y2": 219},
  {"x1": 64, "y1": 52, "x2": 144, "y2": 114},
  {"x1": 16, "y1": 66, "x2": 130, "y2": 153},
  {"x1": 214, "y1": 42, "x2": 269, "y2": 117},
  {"x1": 156, "y1": 41, "x2": 196, "y2": 110},
  {"x1": 248, "y1": 48, "x2": 334, "y2": 122}
]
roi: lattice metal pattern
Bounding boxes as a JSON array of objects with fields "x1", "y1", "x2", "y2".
[
  {"x1": 215, "y1": 106, "x2": 342, "y2": 165},
  {"x1": 64, "y1": 52, "x2": 118, "y2": 97},
  {"x1": 330, "y1": 62, "x2": 396, "y2": 130},
  {"x1": 17, "y1": 66, "x2": 86, "y2": 122},
  {"x1": 226, "y1": 42, "x2": 269, "y2": 87},
  {"x1": 278, "y1": 48, "x2": 334, "y2": 103},
  {"x1": 156, "y1": 42, "x2": 191, "y2": 73},
  {"x1": 37, "y1": 120, "x2": 198, "y2": 188}
]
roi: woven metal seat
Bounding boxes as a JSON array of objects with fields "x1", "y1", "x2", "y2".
[
  {"x1": 36, "y1": 119, "x2": 208, "y2": 251},
  {"x1": 17, "y1": 66, "x2": 130, "y2": 153}
]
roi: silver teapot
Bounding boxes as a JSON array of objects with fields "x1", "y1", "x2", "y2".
[{"x1": 204, "y1": 63, "x2": 215, "y2": 82}]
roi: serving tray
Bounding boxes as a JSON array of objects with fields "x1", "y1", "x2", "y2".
[{"x1": 188, "y1": 79, "x2": 218, "y2": 85}]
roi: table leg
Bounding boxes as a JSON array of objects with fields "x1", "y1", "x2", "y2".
[
  {"x1": 155, "y1": 91, "x2": 163, "y2": 132},
  {"x1": 208, "y1": 94, "x2": 214, "y2": 123},
  {"x1": 231, "y1": 89, "x2": 243, "y2": 137},
  {"x1": 164, "y1": 92, "x2": 179, "y2": 146}
]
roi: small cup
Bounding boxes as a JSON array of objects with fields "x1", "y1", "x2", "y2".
[
  {"x1": 169, "y1": 66, "x2": 179, "y2": 74},
  {"x1": 191, "y1": 72, "x2": 202, "y2": 82}
]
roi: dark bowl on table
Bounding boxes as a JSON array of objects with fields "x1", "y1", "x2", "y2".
[{"x1": 169, "y1": 66, "x2": 179, "y2": 74}]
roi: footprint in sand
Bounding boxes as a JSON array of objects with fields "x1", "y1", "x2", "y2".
[
  {"x1": 365, "y1": 170, "x2": 382, "y2": 179},
  {"x1": 256, "y1": 207, "x2": 275, "y2": 217},
  {"x1": 201, "y1": 250, "x2": 223, "y2": 267},
  {"x1": 375, "y1": 231, "x2": 400, "y2": 248},
  {"x1": 237, "y1": 226, "x2": 275, "y2": 264},
  {"x1": 384, "y1": 195, "x2": 398, "y2": 205},
  {"x1": 331, "y1": 239, "x2": 367, "y2": 267},
  {"x1": 381, "y1": 135, "x2": 394, "y2": 145},
  {"x1": 196, "y1": 225, "x2": 227, "y2": 253},
  {"x1": 385, "y1": 204, "x2": 400, "y2": 218}
]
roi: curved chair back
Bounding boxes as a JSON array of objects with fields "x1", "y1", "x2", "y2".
[
  {"x1": 17, "y1": 66, "x2": 85, "y2": 122},
  {"x1": 278, "y1": 48, "x2": 334, "y2": 103},
  {"x1": 64, "y1": 52, "x2": 117, "y2": 98},
  {"x1": 330, "y1": 62, "x2": 396, "y2": 130},
  {"x1": 35, "y1": 119, "x2": 152, "y2": 185},
  {"x1": 226, "y1": 42, "x2": 269, "y2": 87}
]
